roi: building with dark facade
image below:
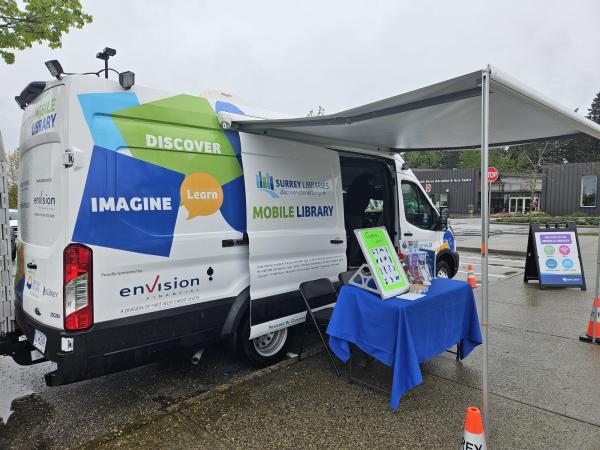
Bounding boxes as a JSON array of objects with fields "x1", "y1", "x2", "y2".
[
  {"x1": 541, "y1": 161, "x2": 599, "y2": 216},
  {"x1": 490, "y1": 172, "x2": 542, "y2": 214},
  {"x1": 413, "y1": 168, "x2": 544, "y2": 215},
  {"x1": 412, "y1": 168, "x2": 479, "y2": 214}
]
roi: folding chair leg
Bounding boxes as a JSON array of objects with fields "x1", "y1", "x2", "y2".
[
  {"x1": 298, "y1": 319, "x2": 308, "y2": 361},
  {"x1": 348, "y1": 344, "x2": 389, "y2": 394},
  {"x1": 312, "y1": 318, "x2": 340, "y2": 377}
]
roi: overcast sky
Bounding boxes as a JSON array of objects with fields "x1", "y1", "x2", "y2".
[{"x1": 2, "y1": 0, "x2": 600, "y2": 152}]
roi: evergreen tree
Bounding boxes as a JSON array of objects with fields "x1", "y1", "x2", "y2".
[
  {"x1": 558, "y1": 91, "x2": 600, "y2": 162},
  {"x1": 587, "y1": 91, "x2": 600, "y2": 124}
]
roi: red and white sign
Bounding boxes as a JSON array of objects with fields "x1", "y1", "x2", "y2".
[
  {"x1": 425, "y1": 183, "x2": 432, "y2": 193},
  {"x1": 487, "y1": 167, "x2": 499, "y2": 183}
]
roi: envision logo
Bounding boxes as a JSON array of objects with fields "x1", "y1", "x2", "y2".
[
  {"x1": 120, "y1": 274, "x2": 201, "y2": 297},
  {"x1": 34, "y1": 192, "x2": 56, "y2": 205},
  {"x1": 255, "y1": 171, "x2": 279, "y2": 198}
]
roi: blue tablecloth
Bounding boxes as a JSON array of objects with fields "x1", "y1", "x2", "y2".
[{"x1": 327, "y1": 278, "x2": 482, "y2": 410}]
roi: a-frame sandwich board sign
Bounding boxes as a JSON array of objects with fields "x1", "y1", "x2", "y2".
[{"x1": 524, "y1": 222, "x2": 586, "y2": 290}]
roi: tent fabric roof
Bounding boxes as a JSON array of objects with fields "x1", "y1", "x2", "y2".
[{"x1": 230, "y1": 66, "x2": 600, "y2": 152}]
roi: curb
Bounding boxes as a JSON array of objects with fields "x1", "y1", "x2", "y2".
[
  {"x1": 491, "y1": 221, "x2": 598, "y2": 229},
  {"x1": 458, "y1": 246, "x2": 526, "y2": 258},
  {"x1": 76, "y1": 345, "x2": 323, "y2": 449}
]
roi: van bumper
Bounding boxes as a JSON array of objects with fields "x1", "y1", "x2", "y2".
[
  {"x1": 14, "y1": 296, "x2": 235, "y2": 386},
  {"x1": 15, "y1": 305, "x2": 87, "y2": 385}
]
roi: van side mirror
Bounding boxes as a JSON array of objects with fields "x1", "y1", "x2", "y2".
[{"x1": 440, "y1": 208, "x2": 449, "y2": 229}]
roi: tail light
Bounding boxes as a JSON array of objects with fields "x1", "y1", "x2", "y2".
[{"x1": 64, "y1": 244, "x2": 93, "y2": 331}]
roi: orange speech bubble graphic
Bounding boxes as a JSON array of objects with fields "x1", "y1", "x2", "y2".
[{"x1": 180, "y1": 172, "x2": 223, "y2": 219}]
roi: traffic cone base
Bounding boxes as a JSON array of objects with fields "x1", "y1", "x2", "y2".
[
  {"x1": 466, "y1": 264, "x2": 477, "y2": 289},
  {"x1": 580, "y1": 297, "x2": 600, "y2": 344},
  {"x1": 462, "y1": 406, "x2": 486, "y2": 450}
]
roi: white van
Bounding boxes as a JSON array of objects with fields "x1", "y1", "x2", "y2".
[{"x1": 6, "y1": 75, "x2": 458, "y2": 385}]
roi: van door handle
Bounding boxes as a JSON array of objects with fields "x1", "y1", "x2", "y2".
[
  {"x1": 222, "y1": 233, "x2": 249, "y2": 248},
  {"x1": 27, "y1": 262, "x2": 37, "y2": 270},
  {"x1": 403, "y1": 232, "x2": 413, "y2": 237},
  {"x1": 330, "y1": 239, "x2": 344, "y2": 244}
]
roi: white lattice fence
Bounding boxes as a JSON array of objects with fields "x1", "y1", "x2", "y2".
[{"x1": 0, "y1": 132, "x2": 15, "y2": 335}]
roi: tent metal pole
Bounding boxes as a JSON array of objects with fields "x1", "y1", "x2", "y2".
[
  {"x1": 480, "y1": 66, "x2": 491, "y2": 447},
  {"x1": 593, "y1": 223, "x2": 600, "y2": 344}
]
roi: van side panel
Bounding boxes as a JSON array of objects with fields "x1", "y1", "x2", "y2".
[
  {"x1": 64, "y1": 78, "x2": 249, "y2": 324},
  {"x1": 241, "y1": 134, "x2": 347, "y2": 338}
]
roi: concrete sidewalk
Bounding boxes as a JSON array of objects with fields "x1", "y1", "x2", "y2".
[{"x1": 81, "y1": 244, "x2": 600, "y2": 450}]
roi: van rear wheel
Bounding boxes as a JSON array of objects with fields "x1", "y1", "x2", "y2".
[{"x1": 237, "y1": 315, "x2": 289, "y2": 367}]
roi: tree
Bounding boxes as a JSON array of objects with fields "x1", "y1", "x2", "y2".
[
  {"x1": 402, "y1": 150, "x2": 441, "y2": 169},
  {"x1": 587, "y1": 91, "x2": 600, "y2": 123},
  {"x1": 510, "y1": 141, "x2": 563, "y2": 214},
  {"x1": 6, "y1": 150, "x2": 19, "y2": 208},
  {"x1": 556, "y1": 91, "x2": 600, "y2": 163},
  {"x1": 306, "y1": 106, "x2": 325, "y2": 117},
  {"x1": 437, "y1": 150, "x2": 461, "y2": 168},
  {"x1": 0, "y1": 0, "x2": 92, "y2": 64}
]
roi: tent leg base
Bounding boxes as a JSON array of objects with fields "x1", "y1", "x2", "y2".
[{"x1": 579, "y1": 334, "x2": 600, "y2": 344}]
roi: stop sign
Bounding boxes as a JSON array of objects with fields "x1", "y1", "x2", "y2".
[{"x1": 487, "y1": 167, "x2": 499, "y2": 183}]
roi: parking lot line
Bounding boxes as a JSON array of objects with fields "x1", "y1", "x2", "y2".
[
  {"x1": 462, "y1": 255, "x2": 525, "y2": 264},
  {"x1": 456, "y1": 270, "x2": 507, "y2": 278}
]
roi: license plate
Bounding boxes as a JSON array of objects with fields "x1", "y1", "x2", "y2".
[{"x1": 33, "y1": 329, "x2": 47, "y2": 354}]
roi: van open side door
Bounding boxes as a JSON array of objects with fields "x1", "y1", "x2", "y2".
[{"x1": 241, "y1": 134, "x2": 346, "y2": 338}]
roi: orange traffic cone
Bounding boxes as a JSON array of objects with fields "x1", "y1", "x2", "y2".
[
  {"x1": 466, "y1": 265, "x2": 477, "y2": 289},
  {"x1": 462, "y1": 406, "x2": 487, "y2": 450},
  {"x1": 579, "y1": 297, "x2": 600, "y2": 344}
]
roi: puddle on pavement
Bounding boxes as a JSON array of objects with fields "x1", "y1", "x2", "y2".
[{"x1": 0, "y1": 355, "x2": 54, "y2": 424}]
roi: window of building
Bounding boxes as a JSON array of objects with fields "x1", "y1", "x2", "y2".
[
  {"x1": 429, "y1": 192, "x2": 448, "y2": 209},
  {"x1": 581, "y1": 175, "x2": 597, "y2": 208}
]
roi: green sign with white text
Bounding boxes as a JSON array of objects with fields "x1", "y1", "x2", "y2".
[{"x1": 355, "y1": 227, "x2": 409, "y2": 298}]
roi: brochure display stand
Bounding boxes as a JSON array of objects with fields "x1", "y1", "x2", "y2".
[
  {"x1": 350, "y1": 227, "x2": 410, "y2": 299},
  {"x1": 524, "y1": 222, "x2": 586, "y2": 290}
]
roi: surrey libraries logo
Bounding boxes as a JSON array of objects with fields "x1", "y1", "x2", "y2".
[{"x1": 255, "y1": 171, "x2": 279, "y2": 198}]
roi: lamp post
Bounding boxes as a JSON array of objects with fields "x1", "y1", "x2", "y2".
[{"x1": 480, "y1": 66, "x2": 491, "y2": 448}]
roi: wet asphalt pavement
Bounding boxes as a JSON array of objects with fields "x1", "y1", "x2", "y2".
[
  {"x1": 0, "y1": 344, "x2": 256, "y2": 449},
  {"x1": 84, "y1": 240, "x2": 600, "y2": 449},
  {"x1": 1, "y1": 224, "x2": 598, "y2": 448},
  {"x1": 0, "y1": 322, "x2": 314, "y2": 449},
  {"x1": 0, "y1": 250, "x2": 520, "y2": 448}
]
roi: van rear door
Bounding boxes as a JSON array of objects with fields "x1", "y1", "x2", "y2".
[
  {"x1": 241, "y1": 134, "x2": 346, "y2": 338},
  {"x1": 17, "y1": 85, "x2": 66, "y2": 330}
]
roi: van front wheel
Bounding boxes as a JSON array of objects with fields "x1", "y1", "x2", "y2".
[{"x1": 237, "y1": 315, "x2": 289, "y2": 367}]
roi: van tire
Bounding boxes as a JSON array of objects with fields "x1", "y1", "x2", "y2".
[{"x1": 236, "y1": 314, "x2": 289, "y2": 367}]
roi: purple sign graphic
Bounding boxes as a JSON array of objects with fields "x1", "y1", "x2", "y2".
[{"x1": 540, "y1": 233, "x2": 572, "y2": 245}]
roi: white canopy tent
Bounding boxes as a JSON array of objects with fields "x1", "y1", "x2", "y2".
[{"x1": 226, "y1": 65, "x2": 600, "y2": 445}]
